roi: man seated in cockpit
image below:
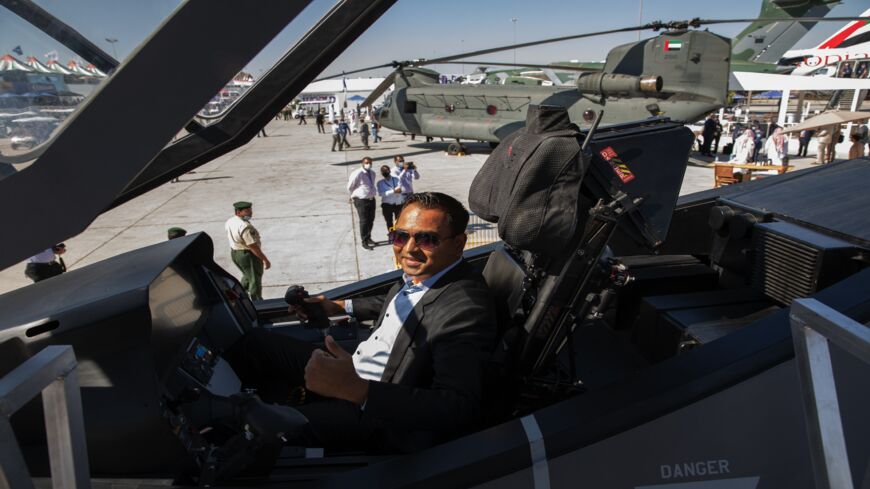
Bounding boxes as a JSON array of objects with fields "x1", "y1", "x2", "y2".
[{"x1": 226, "y1": 192, "x2": 497, "y2": 452}]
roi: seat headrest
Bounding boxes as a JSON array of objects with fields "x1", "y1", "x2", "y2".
[{"x1": 525, "y1": 104, "x2": 573, "y2": 134}]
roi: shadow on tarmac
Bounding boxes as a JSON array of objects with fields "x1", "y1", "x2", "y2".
[
  {"x1": 329, "y1": 147, "x2": 443, "y2": 166},
  {"x1": 406, "y1": 141, "x2": 496, "y2": 157},
  {"x1": 175, "y1": 176, "x2": 233, "y2": 183}
]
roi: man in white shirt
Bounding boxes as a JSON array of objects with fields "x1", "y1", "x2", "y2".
[
  {"x1": 226, "y1": 192, "x2": 497, "y2": 452},
  {"x1": 347, "y1": 157, "x2": 377, "y2": 250},
  {"x1": 330, "y1": 122, "x2": 342, "y2": 152},
  {"x1": 391, "y1": 154, "x2": 420, "y2": 196},
  {"x1": 376, "y1": 164, "x2": 404, "y2": 239},
  {"x1": 24, "y1": 243, "x2": 66, "y2": 283}
]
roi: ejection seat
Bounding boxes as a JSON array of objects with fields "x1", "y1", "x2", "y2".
[{"x1": 477, "y1": 117, "x2": 696, "y2": 418}]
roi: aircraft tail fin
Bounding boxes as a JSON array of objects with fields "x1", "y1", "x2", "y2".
[
  {"x1": 604, "y1": 30, "x2": 731, "y2": 108},
  {"x1": 815, "y1": 8, "x2": 870, "y2": 49},
  {"x1": 731, "y1": 0, "x2": 838, "y2": 63}
]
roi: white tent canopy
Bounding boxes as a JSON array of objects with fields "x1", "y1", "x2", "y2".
[
  {"x1": 46, "y1": 60, "x2": 73, "y2": 75},
  {"x1": 84, "y1": 64, "x2": 107, "y2": 78},
  {"x1": 301, "y1": 77, "x2": 385, "y2": 94},
  {"x1": 782, "y1": 110, "x2": 870, "y2": 134},
  {"x1": 25, "y1": 57, "x2": 53, "y2": 73},
  {"x1": 66, "y1": 61, "x2": 94, "y2": 77},
  {"x1": 0, "y1": 54, "x2": 33, "y2": 72}
]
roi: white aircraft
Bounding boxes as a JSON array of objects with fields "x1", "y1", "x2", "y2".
[{"x1": 780, "y1": 8, "x2": 870, "y2": 75}]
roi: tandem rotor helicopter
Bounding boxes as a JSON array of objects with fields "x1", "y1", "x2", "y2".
[
  {"x1": 0, "y1": 0, "x2": 869, "y2": 488},
  {"x1": 314, "y1": 0, "x2": 848, "y2": 153}
]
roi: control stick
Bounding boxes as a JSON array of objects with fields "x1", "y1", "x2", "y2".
[{"x1": 284, "y1": 285, "x2": 331, "y2": 330}]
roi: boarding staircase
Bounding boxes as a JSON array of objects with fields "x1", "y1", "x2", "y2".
[{"x1": 826, "y1": 89, "x2": 869, "y2": 111}]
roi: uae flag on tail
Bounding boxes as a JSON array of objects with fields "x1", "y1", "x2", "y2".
[{"x1": 664, "y1": 40, "x2": 682, "y2": 51}]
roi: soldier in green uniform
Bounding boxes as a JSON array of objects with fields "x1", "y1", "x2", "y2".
[{"x1": 224, "y1": 201, "x2": 271, "y2": 300}]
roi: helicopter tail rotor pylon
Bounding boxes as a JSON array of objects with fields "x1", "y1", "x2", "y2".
[{"x1": 361, "y1": 66, "x2": 440, "y2": 108}]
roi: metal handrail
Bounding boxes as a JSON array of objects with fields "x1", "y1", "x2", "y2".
[
  {"x1": 790, "y1": 298, "x2": 870, "y2": 489},
  {"x1": 0, "y1": 345, "x2": 90, "y2": 489}
]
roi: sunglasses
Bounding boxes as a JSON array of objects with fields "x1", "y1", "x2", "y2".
[{"x1": 392, "y1": 229, "x2": 457, "y2": 251}]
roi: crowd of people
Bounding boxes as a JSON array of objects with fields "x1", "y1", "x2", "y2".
[
  {"x1": 347, "y1": 155, "x2": 420, "y2": 250},
  {"x1": 329, "y1": 107, "x2": 380, "y2": 152},
  {"x1": 278, "y1": 103, "x2": 383, "y2": 152},
  {"x1": 211, "y1": 155, "x2": 420, "y2": 302},
  {"x1": 699, "y1": 113, "x2": 870, "y2": 176}
]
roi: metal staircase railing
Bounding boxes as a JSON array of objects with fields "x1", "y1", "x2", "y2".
[
  {"x1": 790, "y1": 298, "x2": 870, "y2": 489},
  {"x1": 0, "y1": 345, "x2": 90, "y2": 489}
]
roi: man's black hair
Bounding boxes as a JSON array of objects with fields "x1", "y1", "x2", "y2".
[{"x1": 403, "y1": 192, "x2": 469, "y2": 236}]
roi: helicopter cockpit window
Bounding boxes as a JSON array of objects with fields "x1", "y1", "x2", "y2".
[{"x1": 0, "y1": 2, "x2": 177, "y2": 166}]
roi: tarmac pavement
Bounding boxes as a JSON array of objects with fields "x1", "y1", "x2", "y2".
[{"x1": 0, "y1": 121, "x2": 823, "y2": 299}]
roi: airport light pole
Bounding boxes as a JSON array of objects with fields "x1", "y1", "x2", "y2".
[
  {"x1": 511, "y1": 17, "x2": 518, "y2": 67},
  {"x1": 105, "y1": 38, "x2": 118, "y2": 59},
  {"x1": 637, "y1": 0, "x2": 643, "y2": 40}
]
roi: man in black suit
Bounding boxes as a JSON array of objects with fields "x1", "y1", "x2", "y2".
[
  {"x1": 701, "y1": 114, "x2": 717, "y2": 156},
  {"x1": 226, "y1": 192, "x2": 497, "y2": 452}
]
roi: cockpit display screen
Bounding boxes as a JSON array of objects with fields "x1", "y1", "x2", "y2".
[{"x1": 194, "y1": 344, "x2": 213, "y2": 362}]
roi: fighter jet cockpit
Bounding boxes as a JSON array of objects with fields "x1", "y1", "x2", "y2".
[{"x1": 1, "y1": 1, "x2": 869, "y2": 488}]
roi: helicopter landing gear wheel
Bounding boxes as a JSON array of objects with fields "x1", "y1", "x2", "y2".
[{"x1": 447, "y1": 142, "x2": 467, "y2": 156}]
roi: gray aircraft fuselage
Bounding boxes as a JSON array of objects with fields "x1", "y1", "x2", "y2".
[
  {"x1": 375, "y1": 30, "x2": 731, "y2": 142},
  {"x1": 376, "y1": 83, "x2": 721, "y2": 142}
]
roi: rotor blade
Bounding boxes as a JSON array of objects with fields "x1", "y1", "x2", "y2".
[
  {"x1": 446, "y1": 60, "x2": 601, "y2": 72},
  {"x1": 323, "y1": 16, "x2": 870, "y2": 81},
  {"x1": 424, "y1": 16, "x2": 870, "y2": 65},
  {"x1": 424, "y1": 24, "x2": 647, "y2": 65},
  {"x1": 695, "y1": 16, "x2": 870, "y2": 26},
  {"x1": 314, "y1": 61, "x2": 395, "y2": 82},
  {"x1": 361, "y1": 70, "x2": 397, "y2": 107}
]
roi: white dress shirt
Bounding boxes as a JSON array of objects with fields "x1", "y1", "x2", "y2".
[
  {"x1": 377, "y1": 175, "x2": 404, "y2": 205},
  {"x1": 350, "y1": 258, "x2": 462, "y2": 381},
  {"x1": 391, "y1": 165, "x2": 420, "y2": 193},
  {"x1": 28, "y1": 249, "x2": 56, "y2": 264},
  {"x1": 347, "y1": 167, "x2": 377, "y2": 199}
]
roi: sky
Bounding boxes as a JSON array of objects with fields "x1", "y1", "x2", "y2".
[{"x1": 2, "y1": 0, "x2": 867, "y2": 79}]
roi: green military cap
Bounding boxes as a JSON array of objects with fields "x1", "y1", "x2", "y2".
[
  {"x1": 167, "y1": 227, "x2": 187, "y2": 239},
  {"x1": 233, "y1": 201, "x2": 253, "y2": 210}
]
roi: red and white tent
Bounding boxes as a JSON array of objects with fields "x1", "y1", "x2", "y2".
[
  {"x1": 26, "y1": 56, "x2": 53, "y2": 74},
  {"x1": 46, "y1": 60, "x2": 73, "y2": 75},
  {"x1": 66, "y1": 60, "x2": 94, "y2": 77},
  {"x1": 0, "y1": 54, "x2": 33, "y2": 72},
  {"x1": 84, "y1": 63, "x2": 107, "y2": 78}
]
